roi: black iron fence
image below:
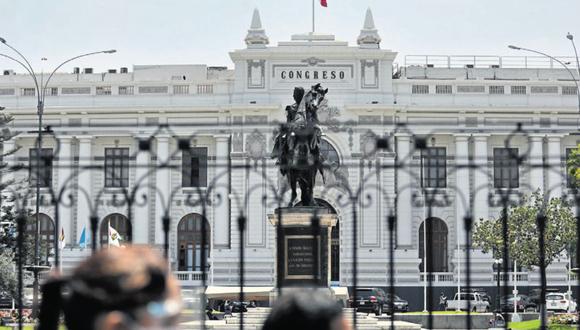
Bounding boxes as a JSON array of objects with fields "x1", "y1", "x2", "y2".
[{"x1": 1, "y1": 121, "x2": 579, "y2": 330}]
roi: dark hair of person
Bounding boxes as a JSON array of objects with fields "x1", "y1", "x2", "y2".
[
  {"x1": 262, "y1": 290, "x2": 343, "y2": 330},
  {"x1": 38, "y1": 246, "x2": 170, "y2": 330}
]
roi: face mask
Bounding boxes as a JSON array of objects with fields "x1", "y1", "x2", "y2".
[{"x1": 121, "y1": 300, "x2": 182, "y2": 330}]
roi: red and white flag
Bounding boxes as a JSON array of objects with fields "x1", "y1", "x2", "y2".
[{"x1": 320, "y1": 0, "x2": 327, "y2": 7}]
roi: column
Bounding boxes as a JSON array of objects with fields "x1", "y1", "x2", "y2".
[
  {"x1": 214, "y1": 135, "x2": 230, "y2": 247},
  {"x1": 57, "y1": 136, "x2": 73, "y2": 244},
  {"x1": 133, "y1": 136, "x2": 150, "y2": 244},
  {"x1": 76, "y1": 136, "x2": 93, "y2": 244},
  {"x1": 154, "y1": 136, "x2": 171, "y2": 245},
  {"x1": 528, "y1": 135, "x2": 545, "y2": 193},
  {"x1": 455, "y1": 134, "x2": 470, "y2": 246},
  {"x1": 472, "y1": 134, "x2": 490, "y2": 222},
  {"x1": 395, "y1": 134, "x2": 412, "y2": 247},
  {"x1": 546, "y1": 135, "x2": 564, "y2": 199}
]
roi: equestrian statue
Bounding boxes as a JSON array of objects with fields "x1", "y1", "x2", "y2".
[{"x1": 272, "y1": 83, "x2": 328, "y2": 207}]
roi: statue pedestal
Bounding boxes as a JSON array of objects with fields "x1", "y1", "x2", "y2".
[{"x1": 268, "y1": 207, "x2": 337, "y2": 287}]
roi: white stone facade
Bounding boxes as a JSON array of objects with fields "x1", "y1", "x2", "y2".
[{"x1": 1, "y1": 9, "x2": 578, "y2": 300}]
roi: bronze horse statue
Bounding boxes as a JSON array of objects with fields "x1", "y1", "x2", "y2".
[{"x1": 272, "y1": 84, "x2": 328, "y2": 207}]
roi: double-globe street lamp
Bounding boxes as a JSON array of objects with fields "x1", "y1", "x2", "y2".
[{"x1": 0, "y1": 37, "x2": 115, "y2": 317}]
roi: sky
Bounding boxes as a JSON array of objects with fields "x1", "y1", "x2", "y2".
[{"x1": 0, "y1": 0, "x2": 579, "y2": 73}]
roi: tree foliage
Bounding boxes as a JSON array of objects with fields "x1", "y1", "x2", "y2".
[
  {"x1": 472, "y1": 192, "x2": 576, "y2": 268},
  {"x1": 568, "y1": 144, "x2": 580, "y2": 188}
]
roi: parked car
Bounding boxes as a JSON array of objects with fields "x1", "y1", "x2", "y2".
[
  {"x1": 546, "y1": 292, "x2": 577, "y2": 313},
  {"x1": 499, "y1": 294, "x2": 537, "y2": 313},
  {"x1": 349, "y1": 288, "x2": 388, "y2": 316},
  {"x1": 446, "y1": 292, "x2": 490, "y2": 312},
  {"x1": 385, "y1": 293, "x2": 409, "y2": 313}
]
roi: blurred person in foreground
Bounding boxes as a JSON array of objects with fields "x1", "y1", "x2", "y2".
[
  {"x1": 262, "y1": 290, "x2": 351, "y2": 330},
  {"x1": 37, "y1": 246, "x2": 182, "y2": 330}
]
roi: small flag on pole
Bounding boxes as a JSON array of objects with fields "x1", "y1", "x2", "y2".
[
  {"x1": 58, "y1": 227, "x2": 66, "y2": 250},
  {"x1": 78, "y1": 227, "x2": 87, "y2": 249},
  {"x1": 108, "y1": 223, "x2": 121, "y2": 247},
  {"x1": 320, "y1": 0, "x2": 327, "y2": 7}
]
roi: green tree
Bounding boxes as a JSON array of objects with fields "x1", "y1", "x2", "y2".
[
  {"x1": 473, "y1": 192, "x2": 576, "y2": 268},
  {"x1": 567, "y1": 144, "x2": 580, "y2": 188}
]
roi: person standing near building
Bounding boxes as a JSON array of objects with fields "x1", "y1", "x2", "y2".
[{"x1": 439, "y1": 292, "x2": 448, "y2": 311}]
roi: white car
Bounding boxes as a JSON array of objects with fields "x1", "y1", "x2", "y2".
[
  {"x1": 446, "y1": 292, "x2": 490, "y2": 313},
  {"x1": 546, "y1": 293, "x2": 577, "y2": 313}
]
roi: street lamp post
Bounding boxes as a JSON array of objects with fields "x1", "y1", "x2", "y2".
[
  {"x1": 566, "y1": 33, "x2": 580, "y2": 78},
  {"x1": 0, "y1": 38, "x2": 115, "y2": 318},
  {"x1": 508, "y1": 44, "x2": 580, "y2": 114},
  {"x1": 494, "y1": 258, "x2": 502, "y2": 312}
]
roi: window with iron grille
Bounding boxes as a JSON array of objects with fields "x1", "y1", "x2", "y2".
[
  {"x1": 562, "y1": 86, "x2": 578, "y2": 95},
  {"x1": 173, "y1": 85, "x2": 189, "y2": 95},
  {"x1": 435, "y1": 85, "x2": 452, "y2": 94},
  {"x1": 511, "y1": 86, "x2": 527, "y2": 95},
  {"x1": 96, "y1": 86, "x2": 112, "y2": 95},
  {"x1": 29, "y1": 148, "x2": 53, "y2": 187},
  {"x1": 196, "y1": 84, "x2": 213, "y2": 94},
  {"x1": 104, "y1": 148, "x2": 130, "y2": 187},
  {"x1": 421, "y1": 147, "x2": 447, "y2": 188},
  {"x1": 182, "y1": 147, "x2": 208, "y2": 187},
  {"x1": 21, "y1": 88, "x2": 36, "y2": 97},
  {"x1": 489, "y1": 86, "x2": 505, "y2": 94},
  {"x1": 412, "y1": 85, "x2": 429, "y2": 94},
  {"x1": 567, "y1": 148, "x2": 578, "y2": 188},
  {"x1": 494, "y1": 148, "x2": 519, "y2": 188},
  {"x1": 118, "y1": 86, "x2": 134, "y2": 95}
]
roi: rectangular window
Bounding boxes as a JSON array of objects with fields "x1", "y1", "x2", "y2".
[
  {"x1": 96, "y1": 86, "x2": 112, "y2": 95},
  {"x1": 457, "y1": 85, "x2": 485, "y2": 93},
  {"x1": 104, "y1": 148, "x2": 130, "y2": 188},
  {"x1": 196, "y1": 84, "x2": 214, "y2": 94},
  {"x1": 0, "y1": 88, "x2": 15, "y2": 96},
  {"x1": 494, "y1": 148, "x2": 519, "y2": 188},
  {"x1": 138, "y1": 86, "x2": 168, "y2": 94},
  {"x1": 511, "y1": 86, "x2": 527, "y2": 95},
  {"x1": 29, "y1": 148, "x2": 53, "y2": 187},
  {"x1": 182, "y1": 147, "x2": 208, "y2": 187},
  {"x1": 21, "y1": 88, "x2": 36, "y2": 97},
  {"x1": 412, "y1": 85, "x2": 429, "y2": 94},
  {"x1": 421, "y1": 147, "x2": 447, "y2": 188},
  {"x1": 562, "y1": 86, "x2": 578, "y2": 95},
  {"x1": 44, "y1": 87, "x2": 58, "y2": 96},
  {"x1": 489, "y1": 86, "x2": 505, "y2": 94},
  {"x1": 118, "y1": 86, "x2": 134, "y2": 95},
  {"x1": 531, "y1": 86, "x2": 558, "y2": 94},
  {"x1": 435, "y1": 85, "x2": 452, "y2": 94},
  {"x1": 173, "y1": 85, "x2": 189, "y2": 95},
  {"x1": 567, "y1": 148, "x2": 578, "y2": 188},
  {"x1": 61, "y1": 87, "x2": 91, "y2": 95}
]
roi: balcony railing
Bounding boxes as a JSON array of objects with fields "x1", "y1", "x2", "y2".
[
  {"x1": 492, "y1": 272, "x2": 529, "y2": 283},
  {"x1": 420, "y1": 272, "x2": 454, "y2": 283},
  {"x1": 175, "y1": 271, "x2": 208, "y2": 286}
]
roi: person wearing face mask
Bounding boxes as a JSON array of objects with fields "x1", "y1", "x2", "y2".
[{"x1": 37, "y1": 246, "x2": 182, "y2": 330}]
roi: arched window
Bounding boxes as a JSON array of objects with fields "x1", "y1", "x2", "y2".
[
  {"x1": 100, "y1": 214, "x2": 131, "y2": 247},
  {"x1": 177, "y1": 214, "x2": 210, "y2": 272},
  {"x1": 27, "y1": 214, "x2": 54, "y2": 266},
  {"x1": 418, "y1": 218, "x2": 448, "y2": 272}
]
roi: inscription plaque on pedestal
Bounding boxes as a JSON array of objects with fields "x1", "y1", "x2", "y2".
[{"x1": 285, "y1": 235, "x2": 321, "y2": 279}]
